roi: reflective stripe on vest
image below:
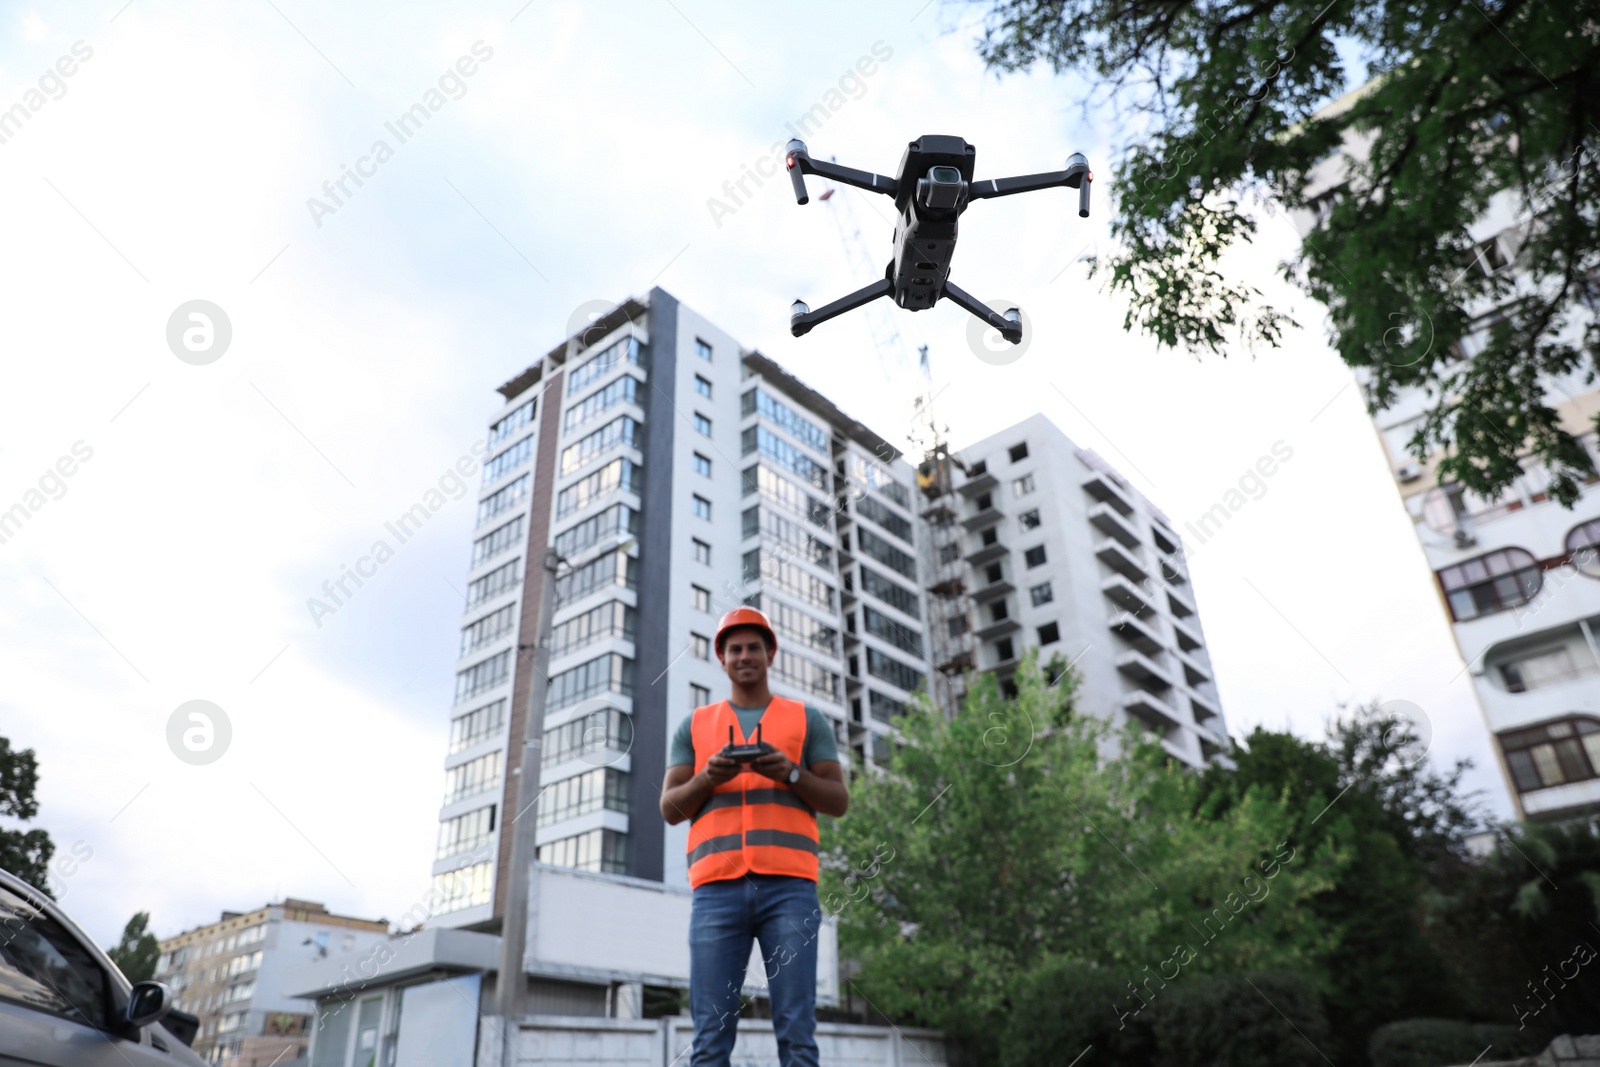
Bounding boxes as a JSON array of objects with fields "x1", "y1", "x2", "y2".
[{"x1": 685, "y1": 697, "x2": 819, "y2": 887}]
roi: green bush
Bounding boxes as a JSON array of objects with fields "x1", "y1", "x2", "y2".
[
  {"x1": 997, "y1": 957, "x2": 1155, "y2": 1065},
  {"x1": 1368, "y1": 1018, "x2": 1549, "y2": 1067},
  {"x1": 1150, "y1": 973, "x2": 1331, "y2": 1067}
]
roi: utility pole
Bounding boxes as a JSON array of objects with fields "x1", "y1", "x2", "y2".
[{"x1": 495, "y1": 545, "x2": 560, "y2": 1066}]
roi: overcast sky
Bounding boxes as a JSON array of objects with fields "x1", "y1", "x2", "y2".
[{"x1": 0, "y1": 1, "x2": 1510, "y2": 950}]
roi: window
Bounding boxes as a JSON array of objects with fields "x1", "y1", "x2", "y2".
[
  {"x1": 692, "y1": 585, "x2": 711, "y2": 612},
  {"x1": 751, "y1": 465, "x2": 831, "y2": 528},
  {"x1": 984, "y1": 563, "x2": 1003, "y2": 584},
  {"x1": 693, "y1": 453, "x2": 712, "y2": 477},
  {"x1": 461, "y1": 603, "x2": 518, "y2": 656},
  {"x1": 1008, "y1": 442, "x2": 1029, "y2": 462},
  {"x1": 695, "y1": 338, "x2": 713, "y2": 361},
  {"x1": 455, "y1": 650, "x2": 511, "y2": 703},
  {"x1": 864, "y1": 647, "x2": 922, "y2": 691},
  {"x1": 553, "y1": 549, "x2": 637, "y2": 602},
  {"x1": 538, "y1": 828, "x2": 628, "y2": 874},
  {"x1": 868, "y1": 689, "x2": 907, "y2": 723},
  {"x1": 564, "y1": 374, "x2": 642, "y2": 432},
  {"x1": 763, "y1": 598, "x2": 840, "y2": 657},
  {"x1": 478, "y1": 474, "x2": 530, "y2": 526},
  {"x1": 1019, "y1": 508, "x2": 1041, "y2": 530},
  {"x1": 553, "y1": 502, "x2": 638, "y2": 559},
  {"x1": 473, "y1": 516, "x2": 524, "y2": 567},
  {"x1": 995, "y1": 637, "x2": 1015, "y2": 661},
  {"x1": 773, "y1": 648, "x2": 842, "y2": 702},
  {"x1": 859, "y1": 565, "x2": 920, "y2": 619},
  {"x1": 567, "y1": 336, "x2": 645, "y2": 396},
  {"x1": 694, "y1": 413, "x2": 712, "y2": 437},
  {"x1": 547, "y1": 653, "x2": 635, "y2": 711},
  {"x1": 968, "y1": 460, "x2": 988, "y2": 476},
  {"x1": 489, "y1": 398, "x2": 536, "y2": 447},
  {"x1": 691, "y1": 682, "x2": 711, "y2": 707},
  {"x1": 466, "y1": 558, "x2": 521, "y2": 607},
  {"x1": 948, "y1": 616, "x2": 969, "y2": 637},
  {"x1": 437, "y1": 806, "x2": 495, "y2": 859},
  {"x1": 543, "y1": 708, "x2": 632, "y2": 767},
  {"x1": 691, "y1": 633, "x2": 711, "y2": 660},
  {"x1": 1500, "y1": 717, "x2": 1600, "y2": 794},
  {"x1": 692, "y1": 494, "x2": 711, "y2": 520},
  {"x1": 483, "y1": 435, "x2": 534, "y2": 485},
  {"x1": 975, "y1": 492, "x2": 993, "y2": 510},
  {"x1": 555, "y1": 458, "x2": 642, "y2": 519},
  {"x1": 1437, "y1": 548, "x2": 1542, "y2": 621},
  {"x1": 938, "y1": 543, "x2": 961, "y2": 564},
  {"x1": 1470, "y1": 235, "x2": 1510, "y2": 275},
  {"x1": 744, "y1": 426, "x2": 830, "y2": 490},
  {"x1": 1566, "y1": 517, "x2": 1600, "y2": 577},
  {"x1": 1024, "y1": 545, "x2": 1048, "y2": 569},
  {"x1": 744, "y1": 550, "x2": 837, "y2": 611},
  {"x1": 990, "y1": 601, "x2": 1009, "y2": 622},
  {"x1": 694, "y1": 374, "x2": 712, "y2": 398},
  {"x1": 858, "y1": 527, "x2": 916, "y2": 580},
  {"x1": 0, "y1": 885, "x2": 109, "y2": 1027},
  {"x1": 864, "y1": 605, "x2": 923, "y2": 656},
  {"x1": 741, "y1": 388, "x2": 829, "y2": 455},
  {"x1": 1012, "y1": 474, "x2": 1036, "y2": 497},
  {"x1": 431, "y1": 862, "x2": 492, "y2": 912},
  {"x1": 856, "y1": 496, "x2": 914, "y2": 544},
  {"x1": 1037, "y1": 622, "x2": 1060, "y2": 645},
  {"x1": 981, "y1": 527, "x2": 999, "y2": 547},
  {"x1": 560, "y1": 415, "x2": 642, "y2": 475},
  {"x1": 443, "y1": 751, "x2": 501, "y2": 803},
  {"x1": 548, "y1": 600, "x2": 635, "y2": 658},
  {"x1": 450, "y1": 699, "x2": 506, "y2": 753},
  {"x1": 750, "y1": 506, "x2": 834, "y2": 568},
  {"x1": 692, "y1": 538, "x2": 711, "y2": 564},
  {"x1": 537, "y1": 768, "x2": 629, "y2": 826},
  {"x1": 1499, "y1": 643, "x2": 1597, "y2": 692},
  {"x1": 1030, "y1": 581, "x2": 1054, "y2": 607}
]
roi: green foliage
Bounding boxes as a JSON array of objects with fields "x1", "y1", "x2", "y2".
[
  {"x1": 974, "y1": 0, "x2": 1600, "y2": 502},
  {"x1": 0, "y1": 736, "x2": 54, "y2": 897},
  {"x1": 1368, "y1": 1018, "x2": 1549, "y2": 1067},
  {"x1": 1149, "y1": 972, "x2": 1331, "y2": 1067},
  {"x1": 821, "y1": 656, "x2": 1344, "y2": 1063},
  {"x1": 107, "y1": 911, "x2": 161, "y2": 984}
]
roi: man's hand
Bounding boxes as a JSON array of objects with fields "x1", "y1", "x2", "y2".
[
  {"x1": 749, "y1": 748, "x2": 794, "y2": 784},
  {"x1": 701, "y1": 752, "x2": 743, "y2": 786}
]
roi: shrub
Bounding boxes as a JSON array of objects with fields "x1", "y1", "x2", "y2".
[
  {"x1": 1151, "y1": 972, "x2": 1330, "y2": 1067},
  {"x1": 997, "y1": 957, "x2": 1155, "y2": 1066},
  {"x1": 1369, "y1": 1018, "x2": 1550, "y2": 1067}
]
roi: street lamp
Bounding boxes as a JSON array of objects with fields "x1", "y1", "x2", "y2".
[{"x1": 494, "y1": 532, "x2": 635, "y2": 1065}]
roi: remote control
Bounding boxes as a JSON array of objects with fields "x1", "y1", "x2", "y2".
[{"x1": 721, "y1": 722, "x2": 776, "y2": 763}]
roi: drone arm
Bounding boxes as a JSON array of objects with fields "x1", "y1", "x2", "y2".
[
  {"x1": 785, "y1": 139, "x2": 897, "y2": 204},
  {"x1": 968, "y1": 156, "x2": 1093, "y2": 216},
  {"x1": 790, "y1": 278, "x2": 892, "y2": 337},
  {"x1": 941, "y1": 279, "x2": 1023, "y2": 345}
]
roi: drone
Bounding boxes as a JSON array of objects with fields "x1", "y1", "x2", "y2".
[{"x1": 785, "y1": 134, "x2": 1092, "y2": 345}]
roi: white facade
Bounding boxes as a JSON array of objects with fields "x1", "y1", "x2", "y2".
[
  {"x1": 1294, "y1": 86, "x2": 1600, "y2": 819},
  {"x1": 947, "y1": 414, "x2": 1229, "y2": 768}
]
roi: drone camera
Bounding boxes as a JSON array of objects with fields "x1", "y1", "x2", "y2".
[{"x1": 916, "y1": 165, "x2": 966, "y2": 211}]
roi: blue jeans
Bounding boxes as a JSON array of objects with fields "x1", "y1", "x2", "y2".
[{"x1": 689, "y1": 873, "x2": 821, "y2": 1067}]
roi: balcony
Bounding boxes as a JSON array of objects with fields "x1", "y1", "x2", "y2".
[
  {"x1": 975, "y1": 617, "x2": 1021, "y2": 642},
  {"x1": 1102, "y1": 574, "x2": 1155, "y2": 614},
  {"x1": 1123, "y1": 689, "x2": 1182, "y2": 731},
  {"x1": 1160, "y1": 556, "x2": 1188, "y2": 585},
  {"x1": 966, "y1": 538, "x2": 1009, "y2": 567},
  {"x1": 1171, "y1": 616, "x2": 1203, "y2": 653},
  {"x1": 972, "y1": 578, "x2": 1015, "y2": 604},
  {"x1": 1108, "y1": 611, "x2": 1163, "y2": 655},
  {"x1": 1176, "y1": 651, "x2": 1211, "y2": 688},
  {"x1": 961, "y1": 507, "x2": 1004, "y2": 532},
  {"x1": 1167, "y1": 587, "x2": 1197, "y2": 618},
  {"x1": 1189, "y1": 688, "x2": 1221, "y2": 725},
  {"x1": 1088, "y1": 502, "x2": 1140, "y2": 549},
  {"x1": 1151, "y1": 525, "x2": 1180, "y2": 555},
  {"x1": 958, "y1": 470, "x2": 999, "y2": 497},
  {"x1": 1116, "y1": 650, "x2": 1172, "y2": 689},
  {"x1": 1096, "y1": 538, "x2": 1149, "y2": 582},
  {"x1": 1082, "y1": 471, "x2": 1136, "y2": 516}
]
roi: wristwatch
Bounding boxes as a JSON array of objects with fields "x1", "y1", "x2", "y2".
[{"x1": 787, "y1": 763, "x2": 802, "y2": 785}]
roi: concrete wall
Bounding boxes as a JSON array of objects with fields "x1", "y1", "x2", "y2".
[{"x1": 478, "y1": 1014, "x2": 947, "y2": 1067}]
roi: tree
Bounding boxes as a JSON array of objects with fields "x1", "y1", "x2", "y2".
[
  {"x1": 0, "y1": 736, "x2": 54, "y2": 896},
  {"x1": 108, "y1": 912, "x2": 161, "y2": 984},
  {"x1": 821, "y1": 656, "x2": 1344, "y2": 1063},
  {"x1": 1196, "y1": 706, "x2": 1481, "y2": 1065},
  {"x1": 974, "y1": 1, "x2": 1600, "y2": 503}
]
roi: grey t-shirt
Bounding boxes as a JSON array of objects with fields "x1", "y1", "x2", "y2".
[{"x1": 668, "y1": 700, "x2": 839, "y2": 769}]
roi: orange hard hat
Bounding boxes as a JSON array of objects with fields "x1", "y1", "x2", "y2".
[{"x1": 714, "y1": 606, "x2": 777, "y2": 656}]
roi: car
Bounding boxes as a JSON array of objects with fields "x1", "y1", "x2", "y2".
[{"x1": 0, "y1": 866, "x2": 204, "y2": 1065}]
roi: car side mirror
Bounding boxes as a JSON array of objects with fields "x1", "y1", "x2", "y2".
[{"x1": 126, "y1": 981, "x2": 174, "y2": 1028}]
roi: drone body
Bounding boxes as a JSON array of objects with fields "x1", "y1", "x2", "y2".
[{"x1": 785, "y1": 135, "x2": 1092, "y2": 345}]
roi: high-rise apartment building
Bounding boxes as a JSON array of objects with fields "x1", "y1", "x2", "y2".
[
  {"x1": 1296, "y1": 87, "x2": 1600, "y2": 819},
  {"x1": 924, "y1": 414, "x2": 1229, "y2": 769},
  {"x1": 431, "y1": 288, "x2": 930, "y2": 929},
  {"x1": 152, "y1": 897, "x2": 391, "y2": 1064}
]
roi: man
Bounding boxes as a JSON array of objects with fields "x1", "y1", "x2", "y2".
[{"x1": 660, "y1": 606, "x2": 850, "y2": 1067}]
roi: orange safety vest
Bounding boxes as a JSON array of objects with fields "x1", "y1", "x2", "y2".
[{"x1": 686, "y1": 697, "x2": 819, "y2": 888}]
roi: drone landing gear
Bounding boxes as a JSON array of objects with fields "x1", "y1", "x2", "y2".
[
  {"x1": 941, "y1": 280, "x2": 1022, "y2": 345},
  {"x1": 790, "y1": 278, "x2": 892, "y2": 337},
  {"x1": 790, "y1": 275, "x2": 1021, "y2": 345}
]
